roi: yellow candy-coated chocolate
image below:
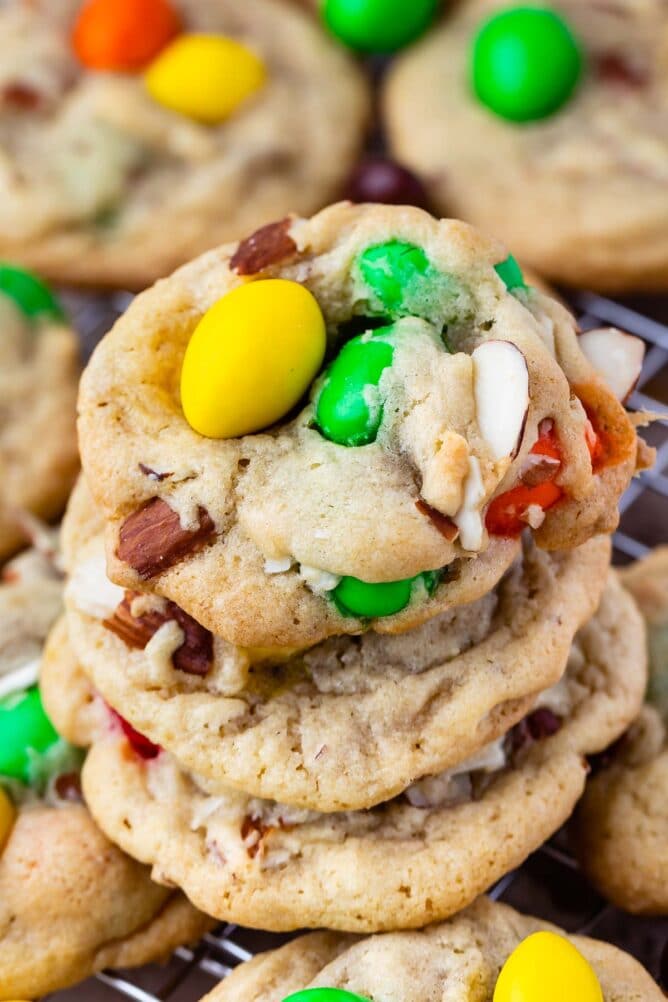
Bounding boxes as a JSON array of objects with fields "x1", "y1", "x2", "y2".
[
  {"x1": 0, "y1": 787, "x2": 16, "y2": 852},
  {"x1": 494, "y1": 931, "x2": 603, "y2": 1002},
  {"x1": 181, "y1": 279, "x2": 326, "y2": 439},
  {"x1": 145, "y1": 33, "x2": 266, "y2": 124}
]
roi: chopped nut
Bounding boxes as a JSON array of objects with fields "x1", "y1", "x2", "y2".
[
  {"x1": 117, "y1": 497, "x2": 215, "y2": 579},
  {"x1": 104, "y1": 591, "x2": 213, "y2": 675},
  {"x1": 415, "y1": 499, "x2": 459, "y2": 541},
  {"x1": 230, "y1": 218, "x2": 297, "y2": 275}
]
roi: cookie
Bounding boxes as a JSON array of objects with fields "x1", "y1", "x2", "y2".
[
  {"x1": 384, "y1": 0, "x2": 668, "y2": 292},
  {"x1": 77, "y1": 202, "x2": 640, "y2": 648},
  {"x1": 72, "y1": 574, "x2": 645, "y2": 932},
  {"x1": 63, "y1": 514, "x2": 611, "y2": 810},
  {"x1": 0, "y1": 0, "x2": 369, "y2": 289},
  {"x1": 0, "y1": 271, "x2": 79, "y2": 561},
  {"x1": 575, "y1": 546, "x2": 668, "y2": 915},
  {"x1": 198, "y1": 896, "x2": 663, "y2": 1001},
  {"x1": 0, "y1": 804, "x2": 211, "y2": 1000},
  {"x1": 0, "y1": 542, "x2": 211, "y2": 1000}
]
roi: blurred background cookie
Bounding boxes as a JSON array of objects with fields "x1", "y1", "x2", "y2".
[
  {"x1": 0, "y1": 0, "x2": 369, "y2": 288},
  {"x1": 575, "y1": 546, "x2": 668, "y2": 915},
  {"x1": 0, "y1": 266, "x2": 79, "y2": 561},
  {"x1": 385, "y1": 0, "x2": 668, "y2": 292}
]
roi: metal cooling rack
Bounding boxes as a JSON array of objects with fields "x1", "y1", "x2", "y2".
[{"x1": 46, "y1": 289, "x2": 668, "y2": 1001}]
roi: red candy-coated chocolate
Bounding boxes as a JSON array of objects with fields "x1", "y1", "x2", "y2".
[
  {"x1": 72, "y1": 0, "x2": 182, "y2": 72},
  {"x1": 111, "y1": 708, "x2": 161, "y2": 759},
  {"x1": 486, "y1": 424, "x2": 564, "y2": 536},
  {"x1": 346, "y1": 157, "x2": 429, "y2": 209}
]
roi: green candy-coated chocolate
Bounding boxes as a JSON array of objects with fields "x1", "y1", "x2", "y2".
[
  {"x1": 358, "y1": 240, "x2": 431, "y2": 313},
  {"x1": 0, "y1": 264, "x2": 65, "y2": 322},
  {"x1": 322, "y1": 0, "x2": 437, "y2": 53},
  {"x1": 494, "y1": 254, "x2": 526, "y2": 291},
  {"x1": 357, "y1": 240, "x2": 459, "y2": 324},
  {"x1": 471, "y1": 6, "x2": 583, "y2": 122},
  {"x1": 421, "y1": 568, "x2": 443, "y2": 596},
  {"x1": 315, "y1": 328, "x2": 395, "y2": 447},
  {"x1": 333, "y1": 575, "x2": 414, "y2": 618},
  {"x1": 285, "y1": 989, "x2": 370, "y2": 1002},
  {"x1": 0, "y1": 686, "x2": 60, "y2": 785}
]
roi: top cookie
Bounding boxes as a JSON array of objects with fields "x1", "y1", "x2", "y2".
[
  {"x1": 78, "y1": 202, "x2": 640, "y2": 648},
  {"x1": 0, "y1": 269, "x2": 79, "y2": 561},
  {"x1": 384, "y1": 0, "x2": 668, "y2": 292},
  {"x1": 0, "y1": 0, "x2": 369, "y2": 289}
]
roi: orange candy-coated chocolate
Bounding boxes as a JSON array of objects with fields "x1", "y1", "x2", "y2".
[{"x1": 72, "y1": 0, "x2": 182, "y2": 71}]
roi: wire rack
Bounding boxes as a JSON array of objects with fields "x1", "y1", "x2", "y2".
[{"x1": 46, "y1": 289, "x2": 668, "y2": 1001}]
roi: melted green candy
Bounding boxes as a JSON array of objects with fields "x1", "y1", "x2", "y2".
[
  {"x1": 357, "y1": 240, "x2": 459, "y2": 323},
  {"x1": 284, "y1": 989, "x2": 370, "y2": 1002},
  {"x1": 494, "y1": 254, "x2": 527, "y2": 292},
  {"x1": 0, "y1": 264, "x2": 65, "y2": 322},
  {"x1": 315, "y1": 326, "x2": 395, "y2": 447},
  {"x1": 0, "y1": 686, "x2": 60, "y2": 785},
  {"x1": 332, "y1": 569, "x2": 442, "y2": 619}
]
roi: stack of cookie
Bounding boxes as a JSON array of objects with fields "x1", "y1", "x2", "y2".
[{"x1": 52, "y1": 201, "x2": 649, "y2": 933}]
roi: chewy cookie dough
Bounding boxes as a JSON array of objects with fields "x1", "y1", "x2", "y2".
[
  {"x1": 576, "y1": 546, "x2": 668, "y2": 915},
  {"x1": 385, "y1": 0, "x2": 668, "y2": 292},
  {"x1": 0, "y1": 540, "x2": 211, "y2": 1000},
  {"x1": 78, "y1": 202, "x2": 640, "y2": 649},
  {"x1": 199, "y1": 897, "x2": 663, "y2": 1001},
  {"x1": 0, "y1": 268, "x2": 79, "y2": 561},
  {"x1": 70, "y1": 573, "x2": 645, "y2": 932},
  {"x1": 0, "y1": 0, "x2": 369, "y2": 288}
]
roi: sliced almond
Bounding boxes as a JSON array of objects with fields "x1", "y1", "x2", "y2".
[
  {"x1": 117, "y1": 497, "x2": 215, "y2": 579},
  {"x1": 472, "y1": 340, "x2": 529, "y2": 461},
  {"x1": 578, "y1": 327, "x2": 644, "y2": 402}
]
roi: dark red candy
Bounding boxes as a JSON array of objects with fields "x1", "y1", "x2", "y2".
[
  {"x1": 111, "y1": 708, "x2": 161, "y2": 760},
  {"x1": 54, "y1": 771, "x2": 83, "y2": 802},
  {"x1": 511, "y1": 708, "x2": 563, "y2": 757},
  {"x1": 346, "y1": 157, "x2": 429, "y2": 209},
  {"x1": 595, "y1": 52, "x2": 648, "y2": 88},
  {"x1": 525, "y1": 707, "x2": 563, "y2": 740}
]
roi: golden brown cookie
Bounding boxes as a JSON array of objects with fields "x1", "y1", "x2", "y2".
[
  {"x1": 66, "y1": 573, "x2": 645, "y2": 932},
  {"x1": 77, "y1": 202, "x2": 639, "y2": 648},
  {"x1": 384, "y1": 0, "x2": 668, "y2": 292},
  {"x1": 575, "y1": 546, "x2": 668, "y2": 914},
  {"x1": 0, "y1": 540, "x2": 212, "y2": 1000},
  {"x1": 63, "y1": 528, "x2": 611, "y2": 811},
  {"x1": 0, "y1": 803, "x2": 211, "y2": 1000},
  {"x1": 0, "y1": 0, "x2": 369, "y2": 289}
]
